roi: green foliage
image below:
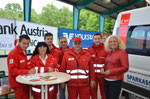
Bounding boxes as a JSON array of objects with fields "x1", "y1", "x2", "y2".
[
  {"x1": 31, "y1": 9, "x2": 40, "y2": 23},
  {"x1": 39, "y1": 4, "x2": 73, "y2": 29},
  {"x1": 2, "y1": 3, "x2": 23, "y2": 20},
  {"x1": 103, "y1": 17, "x2": 115, "y2": 34},
  {"x1": 79, "y1": 9, "x2": 99, "y2": 32},
  {"x1": 0, "y1": 3, "x2": 115, "y2": 34},
  {"x1": 79, "y1": 9, "x2": 115, "y2": 33},
  {"x1": 0, "y1": 8, "x2": 5, "y2": 18}
]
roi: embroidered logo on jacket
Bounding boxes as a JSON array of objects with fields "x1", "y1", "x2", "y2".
[
  {"x1": 20, "y1": 60, "x2": 25, "y2": 63},
  {"x1": 100, "y1": 57, "x2": 105, "y2": 59},
  {"x1": 82, "y1": 59, "x2": 87, "y2": 62},
  {"x1": 49, "y1": 63, "x2": 54, "y2": 65},
  {"x1": 9, "y1": 59, "x2": 13, "y2": 64},
  {"x1": 27, "y1": 62, "x2": 30, "y2": 65},
  {"x1": 91, "y1": 55, "x2": 95, "y2": 57},
  {"x1": 68, "y1": 58, "x2": 74, "y2": 61}
]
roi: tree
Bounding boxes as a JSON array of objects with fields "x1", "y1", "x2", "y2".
[
  {"x1": 79, "y1": 9, "x2": 99, "y2": 31},
  {"x1": 79, "y1": 9, "x2": 89, "y2": 30},
  {"x1": 39, "y1": 4, "x2": 73, "y2": 29},
  {"x1": 39, "y1": 4, "x2": 59, "y2": 26},
  {"x1": 0, "y1": 8, "x2": 6, "y2": 18},
  {"x1": 4, "y1": 3, "x2": 23, "y2": 20},
  {"x1": 103, "y1": 17, "x2": 115, "y2": 34},
  {"x1": 57, "y1": 7, "x2": 73, "y2": 28},
  {"x1": 86, "y1": 11, "x2": 99, "y2": 31},
  {"x1": 0, "y1": 3, "x2": 115, "y2": 34},
  {"x1": 79, "y1": 9, "x2": 115, "y2": 33},
  {"x1": 31, "y1": 9, "x2": 40, "y2": 23}
]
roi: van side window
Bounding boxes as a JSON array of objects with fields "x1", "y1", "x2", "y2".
[
  {"x1": 146, "y1": 31, "x2": 150, "y2": 49},
  {"x1": 125, "y1": 25, "x2": 150, "y2": 56},
  {"x1": 129, "y1": 27, "x2": 145, "y2": 49}
]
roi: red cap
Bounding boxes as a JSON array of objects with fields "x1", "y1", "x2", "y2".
[{"x1": 73, "y1": 37, "x2": 82, "y2": 42}]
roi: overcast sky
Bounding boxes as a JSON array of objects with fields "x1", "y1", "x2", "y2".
[{"x1": 0, "y1": 0, "x2": 73, "y2": 14}]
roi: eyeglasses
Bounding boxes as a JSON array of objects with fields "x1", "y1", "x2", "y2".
[
  {"x1": 38, "y1": 46, "x2": 47, "y2": 50},
  {"x1": 74, "y1": 42, "x2": 81, "y2": 45},
  {"x1": 60, "y1": 41, "x2": 67, "y2": 44}
]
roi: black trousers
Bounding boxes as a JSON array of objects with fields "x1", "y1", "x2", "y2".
[{"x1": 103, "y1": 79, "x2": 122, "y2": 99}]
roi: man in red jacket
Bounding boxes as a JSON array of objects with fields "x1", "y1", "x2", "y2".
[
  {"x1": 88, "y1": 33, "x2": 108, "y2": 99},
  {"x1": 60, "y1": 37, "x2": 70, "y2": 53},
  {"x1": 7, "y1": 35, "x2": 36, "y2": 99},
  {"x1": 44, "y1": 33, "x2": 63, "y2": 99},
  {"x1": 44, "y1": 33, "x2": 63, "y2": 65},
  {"x1": 61, "y1": 37, "x2": 95, "y2": 99},
  {"x1": 59, "y1": 37, "x2": 70, "y2": 99}
]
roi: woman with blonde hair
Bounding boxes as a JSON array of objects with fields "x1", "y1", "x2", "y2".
[{"x1": 101, "y1": 35, "x2": 129, "y2": 99}]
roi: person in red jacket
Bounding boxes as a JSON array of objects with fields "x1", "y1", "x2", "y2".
[
  {"x1": 60, "y1": 37, "x2": 70, "y2": 53},
  {"x1": 44, "y1": 33, "x2": 63, "y2": 65},
  {"x1": 88, "y1": 33, "x2": 108, "y2": 99},
  {"x1": 101, "y1": 35, "x2": 129, "y2": 99},
  {"x1": 27, "y1": 42, "x2": 59, "y2": 99},
  {"x1": 44, "y1": 33, "x2": 63, "y2": 99},
  {"x1": 7, "y1": 35, "x2": 36, "y2": 99},
  {"x1": 59, "y1": 37, "x2": 70, "y2": 99},
  {"x1": 60, "y1": 37, "x2": 96, "y2": 99}
]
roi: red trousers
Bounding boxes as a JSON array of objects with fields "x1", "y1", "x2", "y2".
[
  {"x1": 13, "y1": 86, "x2": 30, "y2": 99},
  {"x1": 32, "y1": 85, "x2": 54, "y2": 99},
  {"x1": 91, "y1": 78, "x2": 106, "y2": 99},
  {"x1": 68, "y1": 85, "x2": 90, "y2": 99}
]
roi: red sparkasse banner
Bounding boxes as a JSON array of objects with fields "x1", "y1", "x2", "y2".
[{"x1": 118, "y1": 13, "x2": 131, "y2": 45}]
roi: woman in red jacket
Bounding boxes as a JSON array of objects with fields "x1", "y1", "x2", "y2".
[
  {"x1": 101, "y1": 35, "x2": 129, "y2": 99},
  {"x1": 27, "y1": 42, "x2": 59, "y2": 99}
]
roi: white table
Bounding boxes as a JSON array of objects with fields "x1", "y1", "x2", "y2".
[{"x1": 16, "y1": 72, "x2": 71, "y2": 99}]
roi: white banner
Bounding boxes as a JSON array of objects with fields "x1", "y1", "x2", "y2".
[
  {"x1": 0, "y1": 18, "x2": 58, "y2": 50},
  {"x1": 0, "y1": 18, "x2": 16, "y2": 50}
]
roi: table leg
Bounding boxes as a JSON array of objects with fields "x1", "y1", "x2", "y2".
[
  {"x1": 45, "y1": 85, "x2": 48, "y2": 99},
  {"x1": 30, "y1": 85, "x2": 32, "y2": 99},
  {"x1": 41, "y1": 85, "x2": 44, "y2": 99}
]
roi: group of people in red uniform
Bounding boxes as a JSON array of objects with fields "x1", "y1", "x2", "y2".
[{"x1": 7, "y1": 32, "x2": 129, "y2": 99}]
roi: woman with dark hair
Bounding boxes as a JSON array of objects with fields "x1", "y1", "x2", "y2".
[
  {"x1": 31, "y1": 42, "x2": 50, "y2": 57},
  {"x1": 27, "y1": 42, "x2": 59, "y2": 99}
]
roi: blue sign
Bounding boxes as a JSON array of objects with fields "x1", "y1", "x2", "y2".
[{"x1": 59, "y1": 28, "x2": 99, "y2": 48}]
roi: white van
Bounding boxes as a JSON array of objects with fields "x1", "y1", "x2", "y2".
[{"x1": 113, "y1": 6, "x2": 150, "y2": 99}]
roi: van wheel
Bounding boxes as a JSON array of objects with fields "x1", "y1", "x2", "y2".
[{"x1": 121, "y1": 91, "x2": 129, "y2": 99}]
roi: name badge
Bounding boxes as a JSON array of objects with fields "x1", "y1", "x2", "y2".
[
  {"x1": 68, "y1": 58, "x2": 74, "y2": 61},
  {"x1": 20, "y1": 60, "x2": 25, "y2": 63},
  {"x1": 100, "y1": 57, "x2": 105, "y2": 59},
  {"x1": 91, "y1": 55, "x2": 95, "y2": 57},
  {"x1": 82, "y1": 59, "x2": 87, "y2": 62}
]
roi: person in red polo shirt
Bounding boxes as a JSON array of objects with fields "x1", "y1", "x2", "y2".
[
  {"x1": 61, "y1": 37, "x2": 95, "y2": 99},
  {"x1": 7, "y1": 35, "x2": 36, "y2": 99},
  {"x1": 88, "y1": 33, "x2": 108, "y2": 99},
  {"x1": 44, "y1": 33, "x2": 63, "y2": 99}
]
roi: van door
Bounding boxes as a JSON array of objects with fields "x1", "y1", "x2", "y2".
[{"x1": 117, "y1": 25, "x2": 150, "y2": 98}]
